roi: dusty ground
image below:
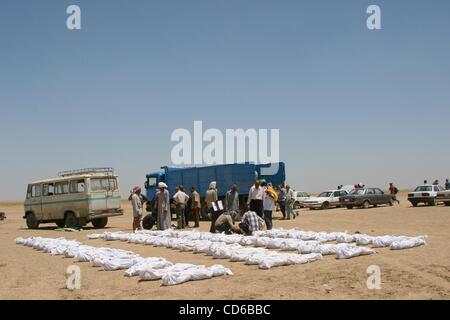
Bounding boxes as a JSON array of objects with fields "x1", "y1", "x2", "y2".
[{"x1": 0, "y1": 192, "x2": 449, "y2": 300}]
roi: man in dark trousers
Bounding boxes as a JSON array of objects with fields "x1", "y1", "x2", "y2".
[
  {"x1": 247, "y1": 180, "x2": 264, "y2": 218},
  {"x1": 389, "y1": 182, "x2": 400, "y2": 204}
]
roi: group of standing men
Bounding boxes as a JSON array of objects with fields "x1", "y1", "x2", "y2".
[
  {"x1": 129, "y1": 182, "x2": 205, "y2": 232},
  {"x1": 130, "y1": 183, "x2": 173, "y2": 231},
  {"x1": 129, "y1": 180, "x2": 297, "y2": 234}
]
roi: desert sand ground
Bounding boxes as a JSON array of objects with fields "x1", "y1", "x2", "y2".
[{"x1": 0, "y1": 191, "x2": 449, "y2": 300}]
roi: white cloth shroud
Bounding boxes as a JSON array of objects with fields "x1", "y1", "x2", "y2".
[{"x1": 16, "y1": 236, "x2": 233, "y2": 286}]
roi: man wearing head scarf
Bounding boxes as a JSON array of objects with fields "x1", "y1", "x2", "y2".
[
  {"x1": 130, "y1": 186, "x2": 143, "y2": 231},
  {"x1": 205, "y1": 181, "x2": 218, "y2": 233},
  {"x1": 155, "y1": 182, "x2": 171, "y2": 230}
]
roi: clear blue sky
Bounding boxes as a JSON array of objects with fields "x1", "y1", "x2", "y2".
[{"x1": 1, "y1": 0, "x2": 450, "y2": 200}]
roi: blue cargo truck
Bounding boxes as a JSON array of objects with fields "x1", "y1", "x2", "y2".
[{"x1": 144, "y1": 162, "x2": 285, "y2": 214}]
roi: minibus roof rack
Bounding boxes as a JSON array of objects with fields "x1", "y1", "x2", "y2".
[{"x1": 58, "y1": 168, "x2": 114, "y2": 177}]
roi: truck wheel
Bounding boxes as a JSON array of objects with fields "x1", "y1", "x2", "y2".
[
  {"x1": 55, "y1": 220, "x2": 65, "y2": 228},
  {"x1": 445, "y1": 202, "x2": 450, "y2": 206},
  {"x1": 65, "y1": 212, "x2": 79, "y2": 229},
  {"x1": 411, "y1": 201, "x2": 418, "y2": 207},
  {"x1": 429, "y1": 198, "x2": 436, "y2": 206},
  {"x1": 362, "y1": 201, "x2": 370, "y2": 209},
  {"x1": 91, "y1": 217, "x2": 108, "y2": 229},
  {"x1": 26, "y1": 213, "x2": 39, "y2": 229},
  {"x1": 293, "y1": 202, "x2": 301, "y2": 210},
  {"x1": 321, "y1": 202, "x2": 330, "y2": 210},
  {"x1": 346, "y1": 205, "x2": 353, "y2": 209},
  {"x1": 142, "y1": 214, "x2": 156, "y2": 230}
]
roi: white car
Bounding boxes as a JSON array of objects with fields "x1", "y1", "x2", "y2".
[
  {"x1": 293, "y1": 191, "x2": 310, "y2": 209},
  {"x1": 408, "y1": 185, "x2": 444, "y2": 207},
  {"x1": 436, "y1": 189, "x2": 450, "y2": 206},
  {"x1": 303, "y1": 190, "x2": 348, "y2": 210}
]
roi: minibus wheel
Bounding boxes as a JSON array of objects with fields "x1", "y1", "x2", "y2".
[
  {"x1": 91, "y1": 217, "x2": 108, "y2": 229},
  {"x1": 26, "y1": 212, "x2": 39, "y2": 229},
  {"x1": 55, "y1": 220, "x2": 65, "y2": 228},
  {"x1": 64, "y1": 212, "x2": 79, "y2": 229}
]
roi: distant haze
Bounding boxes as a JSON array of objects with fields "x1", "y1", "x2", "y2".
[{"x1": 1, "y1": 0, "x2": 450, "y2": 200}]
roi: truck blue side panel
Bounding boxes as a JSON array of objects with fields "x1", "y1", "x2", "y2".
[
  {"x1": 214, "y1": 163, "x2": 256, "y2": 197},
  {"x1": 165, "y1": 167, "x2": 197, "y2": 196},
  {"x1": 198, "y1": 166, "x2": 216, "y2": 196},
  {"x1": 164, "y1": 164, "x2": 257, "y2": 197},
  {"x1": 256, "y1": 162, "x2": 286, "y2": 186},
  {"x1": 146, "y1": 162, "x2": 285, "y2": 200}
]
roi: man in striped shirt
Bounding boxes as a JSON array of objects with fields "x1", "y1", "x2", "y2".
[{"x1": 239, "y1": 211, "x2": 266, "y2": 235}]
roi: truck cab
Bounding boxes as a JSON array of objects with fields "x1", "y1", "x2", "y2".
[{"x1": 144, "y1": 172, "x2": 165, "y2": 211}]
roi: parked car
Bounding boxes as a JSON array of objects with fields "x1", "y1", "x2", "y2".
[
  {"x1": 303, "y1": 190, "x2": 348, "y2": 210},
  {"x1": 23, "y1": 168, "x2": 123, "y2": 229},
  {"x1": 293, "y1": 191, "x2": 310, "y2": 209},
  {"x1": 436, "y1": 190, "x2": 450, "y2": 206},
  {"x1": 340, "y1": 188, "x2": 395, "y2": 209},
  {"x1": 408, "y1": 185, "x2": 444, "y2": 207}
]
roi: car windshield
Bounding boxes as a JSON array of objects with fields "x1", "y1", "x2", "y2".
[
  {"x1": 415, "y1": 186, "x2": 432, "y2": 192},
  {"x1": 318, "y1": 192, "x2": 332, "y2": 197},
  {"x1": 349, "y1": 189, "x2": 365, "y2": 195}
]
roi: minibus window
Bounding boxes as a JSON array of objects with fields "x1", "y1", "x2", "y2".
[
  {"x1": 43, "y1": 183, "x2": 54, "y2": 196},
  {"x1": 106, "y1": 178, "x2": 117, "y2": 190},
  {"x1": 91, "y1": 178, "x2": 118, "y2": 191},
  {"x1": 70, "y1": 180, "x2": 85, "y2": 193},
  {"x1": 55, "y1": 182, "x2": 69, "y2": 195},
  {"x1": 31, "y1": 185, "x2": 41, "y2": 198},
  {"x1": 91, "y1": 179, "x2": 102, "y2": 191}
]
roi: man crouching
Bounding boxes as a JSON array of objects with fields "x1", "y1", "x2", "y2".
[{"x1": 214, "y1": 211, "x2": 242, "y2": 234}]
